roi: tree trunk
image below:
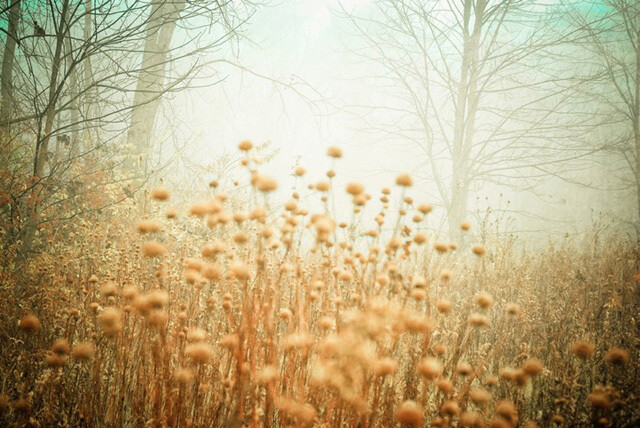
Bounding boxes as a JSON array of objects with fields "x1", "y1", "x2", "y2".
[
  {"x1": 34, "y1": 0, "x2": 70, "y2": 177},
  {"x1": 448, "y1": 0, "x2": 484, "y2": 237},
  {"x1": 0, "y1": 0, "x2": 21, "y2": 138},
  {"x1": 126, "y1": 0, "x2": 185, "y2": 171},
  {"x1": 65, "y1": 19, "x2": 79, "y2": 154},
  {"x1": 81, "y1": 0, "x2": 96, "y2": 150},
  {"x1": 635, "y1": 30, "x2": 640, "y2": 225},
  {"x1": 636, "y1": 132, "x2": 640, "y2": 226}
]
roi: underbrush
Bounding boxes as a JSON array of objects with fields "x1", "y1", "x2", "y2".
[{"x1": 0, "y1": 143, "x2": 638, "y2": 427}]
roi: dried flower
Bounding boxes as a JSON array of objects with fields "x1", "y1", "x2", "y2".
[
  {"x1": 71, "y1": 341, "x2": 95, "y2": 360},
  {"x1": 327, "y1": 146, "x2": 342, "y2": 158},
  {"x1": 469, "y1": 388, "x2": 491, "y2": 404},
  {"x1": 19, "y1": 315, "x2": 40, "y2": 332},
  {"x1": 256, "y1": 175, "x2": 278, "y2": 192},
  {"x1": 417, "y1": 357, "x2": 443, "y2": 379},
  {"x1": 151, "y1": 187, "x2": 169, "y2": 201},
  {"x1": 51, "y1": 338, "x2": 70, "y2": 355},
  {"x1": 605, "y1": 348, "x2": 629, "y2": 365},
  {"x1": 396, "y1": 400, "x2": 423, "y2": 426},
  {"x1": 521, "y1": 358, "x2": 543, "y2": 376},
  {"x1": 98, "y1": 308, "x2": 122, "y2": 336},
  {"x1": 141, "y1": 241, "x2": 166, "y2": 258},
  {"x1": 186, "y1": 343, "x2": 214, "y2": 364},
  {"x1": 238, "y1": 140, "x2": 253, "y2": 151},
  {"x1": 571, "y1": 341, "x2": 595, "y2": 359},
  {"x1": 395, "y1": 173, "x2": 413, "y2": 187},
  {"x1": 472, "y1": 245, "x2": 486, "y2": 256},
  {"x1": 475, "y1": 293, "x2": 493, "y2": 309},
  {"x1": 346, "y1": 182, "x2": 364, "y2": 196}
]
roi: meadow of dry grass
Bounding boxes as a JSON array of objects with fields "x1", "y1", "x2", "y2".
[{"x1": 0, "y1": 144, "x2": 638, "y2": 427}]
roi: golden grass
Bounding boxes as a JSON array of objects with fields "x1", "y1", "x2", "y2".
[{"x1": 0, "y1": 145, "x2": 638, "y2": 427}]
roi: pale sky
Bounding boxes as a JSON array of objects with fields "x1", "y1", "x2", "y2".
[{"x1": 157, "y1": 0, "x2": 634, "y2": 242}]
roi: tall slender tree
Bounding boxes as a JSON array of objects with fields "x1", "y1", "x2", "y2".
[
  {"x1": 126, "y1": 0, "x2": 186, "y2": 171},
  {"x1": 341, "y1": 0, "x2": 593, "y2": 235},
  {"x1": 567, "y1": 0, "x2": 640, "y2": 224},
  {"x1": 0, "y1": 0, "x2": 258, "y2": 257},
  {"x1": 0, "y1": 0, "x2": 21, "y2": 137},
  {"x1": 34, "y1": 0, "x2": 70, "y2": 177}
]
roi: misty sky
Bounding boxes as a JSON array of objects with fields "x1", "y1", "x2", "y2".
[{"x1": 157, "y1": 0, "x2": 633, "y2": 242}]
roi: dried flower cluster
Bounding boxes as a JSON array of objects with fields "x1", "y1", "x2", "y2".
[{"x1": 0, "y1": 143, "x2": 637, "y2": 427}]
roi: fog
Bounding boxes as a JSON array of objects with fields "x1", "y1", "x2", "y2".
[
  {"x1": 159, "y1": 0, "x2": 636, "y2": 243},
  {"x1": 1, "y1": 0, "x2": 638, "y2": 244}
]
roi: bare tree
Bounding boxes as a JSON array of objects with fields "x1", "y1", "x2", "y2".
[
  {"x1": 566, "y1": 0, "x2": 640, "y2": 225},
  {"x1": 33, "y1": 0, "x2": 70, "y2": 177},
  {"x1": 339, "y1": 0, "x2": 594, "y2": 235},
  {"x1": 0, "y1": 0, "x2": 257, "y2": 258},
  {"x1": 1, "y1": 0, "x2": 255, "y2": 177},
  {"x1": 127, "y1": 0, "x2": 186, "y2": 170},
  {"x1": 0, "y1": 0, "x2": 21, "y2": 136}
]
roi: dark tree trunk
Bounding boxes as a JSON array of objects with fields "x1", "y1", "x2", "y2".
[
  {"x1": 34, "y1": 0, "x2": 70, "y2": 177},
  {"x1": 0, "y1": 0, "x2": 21, "y2": 137}
]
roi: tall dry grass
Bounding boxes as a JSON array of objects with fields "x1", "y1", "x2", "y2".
[{"x1": 0, "y1": 143, "x2": 638, "y2": 427}]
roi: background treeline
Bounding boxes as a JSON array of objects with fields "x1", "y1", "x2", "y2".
[{"x1": 1, "y1": 0, "x2": 639, "y2": 257}]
